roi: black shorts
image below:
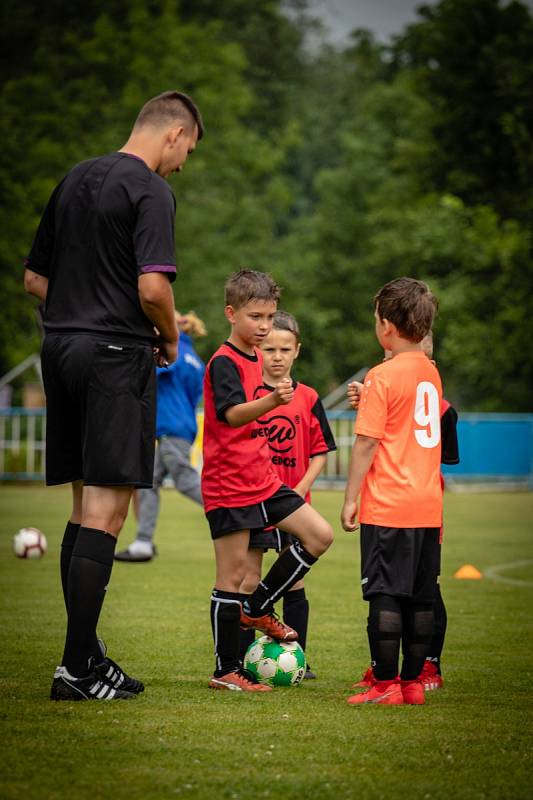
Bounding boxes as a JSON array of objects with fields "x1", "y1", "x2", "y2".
[
  {"x1": 360, "y1": 524, "x2": 441, "y2": 603},
  {"x1": 41, "y1": 332, "x2": 156, "y2": 487},
  {"x1": 206, "y1": 484, "x2": 305, "y2": 540},
  {"x1": 249, "y1": 526, "x2": 295, "y2": 553}
]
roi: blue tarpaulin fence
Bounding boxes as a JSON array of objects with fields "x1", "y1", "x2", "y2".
[{"x1": 1, "y1": 408, "x2": 532, "y2": 487}]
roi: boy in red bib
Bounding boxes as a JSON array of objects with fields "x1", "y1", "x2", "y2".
[
  {"x1": 203, "y1": 271, "x2": 333, "y2": 692},
  {"x1": 239, "y1": 311, "x2": 336, "y2": 676}
]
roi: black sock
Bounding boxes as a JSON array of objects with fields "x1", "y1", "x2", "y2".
[
  {"x1": 62, "y1": 528, "x2": 116, "y2": 677},
  {"x1": 400, "y1": 602, "x2": 434, "y2": 681},
  {"x1": 238, "y1": 593, "x2": 256, "y2": 664},
  {"x1": 283, "y1": 588, "x2": 309, "y2": 651},
  {"x1": 365, "y1": 614, "x2": 377, "y2": 670},
  {"x1": 244, "y1": 542, "x2": 317, "y2": 617},
  {"x1": 60, "y1": 521, "x2": 80, "y2": 612},
  {"x1": 211, "y1": 589, "x2": 242, "y2": 677},
  {"x1": 427, "y1": 585, "x2": 447, "y2": 672},
  {"x1": 239, "y1": 628, "x2": 256, "y2": 664},
  {"x1": 367, "y1": 595, "x2": 402, "y2": 681}
]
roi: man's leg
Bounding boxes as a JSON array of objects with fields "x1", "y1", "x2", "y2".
[
  {"x1": 59, "y1": 480, "x2": 83, "y2": 612},
  {"x1": 61, "y1": 485, "x2": 131, "y2": 677},
  {"x1": 243, "y1": 503, "x2": 332, "y2": 619},
  {"x1": 163, "y1": 437, "x2": 202, "y2": 505}
]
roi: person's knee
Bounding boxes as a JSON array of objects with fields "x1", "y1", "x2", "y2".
[
  {"x1": 217, "y1": 561, "x2": 247, "y2": 593},
  {"x1": 304, "y1": 520, "x2": 334, "y2": 557}
]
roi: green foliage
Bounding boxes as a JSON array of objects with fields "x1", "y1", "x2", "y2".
[
  {"x1": 392, "y1": 0, "x2": 533, "y2": 221},
  {"x1": 2, "y1": 0, "x2": 532, "y2": 409}
]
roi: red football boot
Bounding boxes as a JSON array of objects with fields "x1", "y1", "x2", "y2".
[
  {"x1": 352, "y1": 666, "x2": 376, "y2": 688},
  {"x1": 419, "y1": 660, "x2": 444, "y2": 691},
  {"x1": 209, "y1": 670, "x2": 272, "y2": 692},
  {"x1": 240, "y1": 610, "x2": 298, "y2": 642},
  {"x1": 401, "y1": 679, "x2": 425, "y2": 705},
  {"x1": 347, "y1": 679, "x2": 403, "y2": 705}
]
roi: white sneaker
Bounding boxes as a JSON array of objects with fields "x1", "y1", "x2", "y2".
[{"x1": 114, "y1": 540, "x2": 155, "y2": 562}]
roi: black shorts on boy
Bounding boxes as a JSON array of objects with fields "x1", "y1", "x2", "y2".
[
  {"x1": 360, "y1": 524, "x2": 441, "y2": 603},
  {"x1": 206, "y1": 484, "x2": 304, "y2": 539}
]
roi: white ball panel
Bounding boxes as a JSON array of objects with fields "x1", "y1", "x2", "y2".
[
  {"x1": 277, "y1": 652, "x2": 298, "y2": 673},
  {"x1": 257, "y1": 659, "x2": 278, "y2": 679}
]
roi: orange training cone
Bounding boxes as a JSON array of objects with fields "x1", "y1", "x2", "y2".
[{"x1": 454, "y1": 564, "x2": 483, "y2": 579}]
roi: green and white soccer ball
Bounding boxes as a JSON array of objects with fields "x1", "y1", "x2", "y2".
[{"x1": 244, "y1": 635, "x2": 306, "y2": 687}]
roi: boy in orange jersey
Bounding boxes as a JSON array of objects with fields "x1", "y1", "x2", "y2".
[
  {"x1": 341, "y1": 277, "x2": 442, "y2": 706},
  {"x1": 203, "y1": 270, "x2": 333, "y2": 692},
  {"x1": 349, "y1": 331, "x2": 460, "y2": 693}
]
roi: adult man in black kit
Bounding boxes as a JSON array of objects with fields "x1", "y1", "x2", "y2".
[{"x1": 24, "y1": 90, "x2": 203, "y2": 701}]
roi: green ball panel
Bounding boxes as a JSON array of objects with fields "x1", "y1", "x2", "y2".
[{"x1": 243, "y1": 635, "x2": 307, "y2": 688}]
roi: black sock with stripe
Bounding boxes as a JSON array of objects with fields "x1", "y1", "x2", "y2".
[
  {"x1": 244, "y1": 542, "x2": 317, "y2": 618},
  {"x1": 238, "y1": 593, "x2": 256, "y2": 664},
  {"x1": 62, "y1": 528, "x2": 116, "y2": 678},
  {"x1": 210, "y1": 589, "x2": 242, "y2": 677}
]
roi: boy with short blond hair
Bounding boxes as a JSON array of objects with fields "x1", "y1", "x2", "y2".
[
  {"x1": 239, "y1": 310, "x2": 337, "y2": 677},
  {"x1": 341, "y1": 277, "x2": 442, "y2": 706},
  {"x1": 203, "y1": 270, "x2": 333, "y2": 692}
]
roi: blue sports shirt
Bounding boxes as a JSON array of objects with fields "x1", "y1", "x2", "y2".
[{"x1": 156, "y1": 332, "x2": 205, "y2": 442}]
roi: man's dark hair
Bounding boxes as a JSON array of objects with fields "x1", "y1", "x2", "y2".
[
  {"x1": 134, "y1": 90, "x2": 204, "y2": 139},
  {"x1": 273, "y1": 310, "x2": 300, "y2": 342},
  {"x1": 374, "y1": 278, "x2": 438, "y2": 343},
  {"x1": 224, "y1": 270, "x2": 281, "y2": 309}
]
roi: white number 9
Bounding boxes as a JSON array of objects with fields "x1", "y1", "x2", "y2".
[{"x1": 414, "y1": 381, "x2": 440, "y2": 449}]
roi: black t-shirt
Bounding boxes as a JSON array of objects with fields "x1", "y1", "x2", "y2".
[{"x1": 25, "y1": 152, "x2": 177, "y2": 342}]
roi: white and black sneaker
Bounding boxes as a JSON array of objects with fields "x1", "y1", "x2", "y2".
[
  {"x1": 50, "y1": 665, "x2": 135, "y2": 701},
  {"x1": 95, "y1": 639, "x2": 145, "y2": 694}
]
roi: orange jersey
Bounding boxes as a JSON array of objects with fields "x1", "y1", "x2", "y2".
[{"x1": 354, "y1": 351, "x2": 443, "y2": 527}]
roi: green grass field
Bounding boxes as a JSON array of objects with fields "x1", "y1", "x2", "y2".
[{"x1": 1, "y1": 486, "x2": 532, "y2": 800}]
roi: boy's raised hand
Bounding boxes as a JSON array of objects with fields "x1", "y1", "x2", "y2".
[
  {"x1": 347, "y1": 381, "x2": 364, "y2": 410},
  {"x1": 272, "y1": 378, "x2": 294, "y2": 406}
]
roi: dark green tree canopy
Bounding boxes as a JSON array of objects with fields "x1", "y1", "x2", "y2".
[{"x1": 2, "y1": 0, "x2": 532, "y2": 410}]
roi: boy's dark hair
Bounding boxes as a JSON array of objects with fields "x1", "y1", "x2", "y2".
[
  {"x1": 134, "y1": 90, "x2": 204, "y2": 139},
  {"x1": 374, "y1": 278, "x2": 438, "y2": 343},
  {"x1": 273, "y1": 310, "x2": 300, "y2": 342},
  {"x1": 224, "y1": 270, "x2": 281, "y2": 309}
]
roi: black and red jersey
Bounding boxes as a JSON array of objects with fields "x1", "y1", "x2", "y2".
[
  {"x1": 253, "y1": 382, "x2": 336, "y2": 503},
  {"x1": 202, "y1": 341, "x2": 282, "y2": 513}
]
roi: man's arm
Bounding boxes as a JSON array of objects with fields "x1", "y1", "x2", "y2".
[
  {"x1": 224, "y1": 379, "x2": 294, "y2": 427},
  {"x1": 340, "y1": 434, "x2": 380, "y2": 532},
  {"x1": 24, "y1": 268, "x2": 48, "y2": 302},
  {"x1": 138, "y1": 273, "x2": 179, "y2": 365},
  {"x1": 294, "y1": 453, "x2": 327, "y2": 498}
]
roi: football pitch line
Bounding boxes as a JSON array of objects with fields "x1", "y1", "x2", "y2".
[{"x1": 484, "y1": 559, "x2": 533, "y2": 587}]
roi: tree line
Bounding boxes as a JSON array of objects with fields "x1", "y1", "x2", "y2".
[{"x1": 1, "y1": 0, "x2": 532, "y2": 410}]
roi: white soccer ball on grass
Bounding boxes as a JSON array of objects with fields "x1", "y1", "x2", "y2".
[{"x1": 13, "y1": 527, "x2": 47, "y2": 559}]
